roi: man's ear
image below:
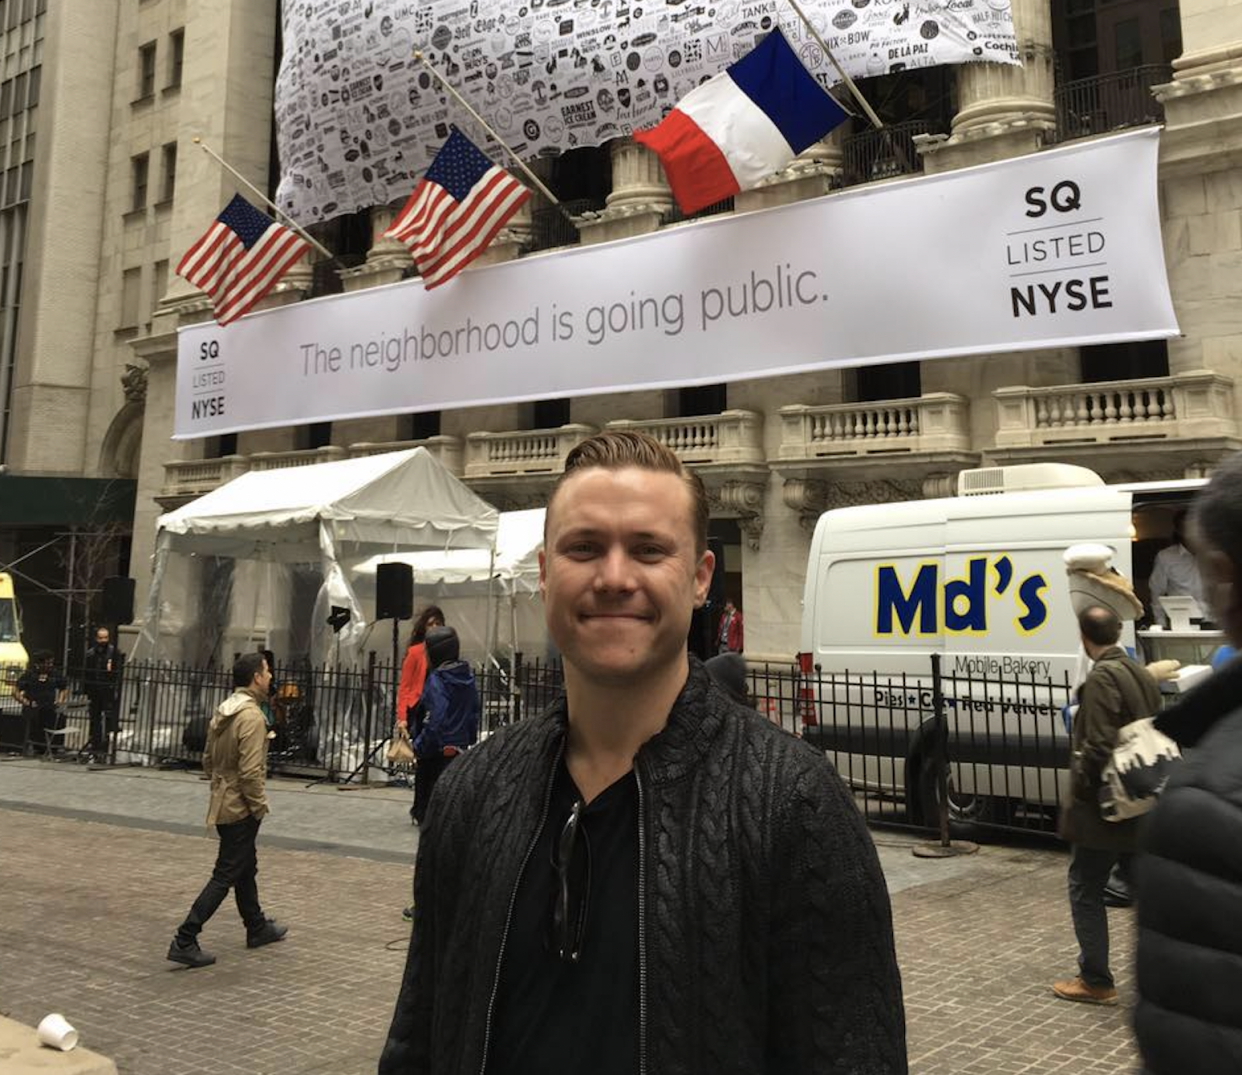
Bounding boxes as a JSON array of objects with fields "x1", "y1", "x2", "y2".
[
  {"x1": 693, "y1": 548, "x2": 716, "y2": 608},
  {"x1": 538, "y1": 548, "x2": 548, "y2": 601}
]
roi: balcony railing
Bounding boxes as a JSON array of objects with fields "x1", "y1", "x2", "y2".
[
  {"x1": 841, "y1": 121, "x2": 932, "y2": 187},
  {"x1": 160, "y1": 456, "x2": 250, "y2": 499},
  {"x1": 779, "y1": 394, "x2": 971, "y2": 460},
  {"x1": 348, "y1": 435, "x2": 464, "y2": 474},
  {"x1": 661, "y1": 197, "x2": 735, "y2": 226},
  {"x1": 1052, "y1": 65, "x2": 1171, "y2": 144},
  {"x1": 604, "y1": 411, "x2": 765, "y2": 465},
  {"x1": 248, "y1": 446, "x2": 346, "y2": 472},
  {"x1": 464, "y1": 424, "x2": 597, "y2": 478},
  {"x1": 994, "y1": 371, "x2": 1236, "y2": 448},
  {"x1": 528, "y1": 198, "x2": 601, "y2": 253}
]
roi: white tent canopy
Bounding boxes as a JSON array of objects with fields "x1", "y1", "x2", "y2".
[
  {"x1": 139, "y1": 448, "x2": 500, "y2": 661},
  {"x1": 354, "y1": 508, "x2": 544, "y2": 592},
  {"x1": 353, "y1": 509, "x2": 547, "y2": 662},
  {"x1": 155, "y1": 447, "x2": 498, "y2": 560}
]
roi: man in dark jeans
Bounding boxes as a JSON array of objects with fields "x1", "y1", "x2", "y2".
[
  {"x1": 82, "y1": 627, "x2": 122, "y2": 759},
  {"x1": 1054, "y1": 605, "x2": 1161, "y2": 1005},
  {"x1": 167, "y1": 652, "x2": 287, "y2": 968},
  {"x1": 14, "y1": 651, "x2": 67, "y2": 755}
]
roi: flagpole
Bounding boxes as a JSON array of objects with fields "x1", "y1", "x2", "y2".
[
  {"x1": 779, "y1": 0, "x2": 914, "y2": 173},
  {"x1": 781, "y1": 0, "x2": 885, "y2": 131},
  {"x1": 191, "y1": 136, "x2": 335, "y2": 262},
  {"x1": 411, "y1": 50, "x2": 564, "y2": 209}
]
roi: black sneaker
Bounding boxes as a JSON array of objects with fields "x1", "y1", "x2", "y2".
[
  {"x1": 246, "y1": 919, "x2": 288, "y2": 948},
  {"x1": 402, "y1": 905, "x2": 414, "y2": 922},
  {"x1": 167, "y1": 938, "x2": 216, "y2": 968}
]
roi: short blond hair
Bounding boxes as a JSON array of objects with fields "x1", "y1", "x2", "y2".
[{"x1": 546, "y1": 430, "x2": 709, "y2": 554}]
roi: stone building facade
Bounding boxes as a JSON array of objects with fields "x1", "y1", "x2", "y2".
[{"x1": 8, "y1": 0, "x2": 1241, "y2": 662}]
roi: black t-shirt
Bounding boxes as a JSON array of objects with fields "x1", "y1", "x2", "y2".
[
  {"x1": 487, "y1": 757, "x2": 640, "y2": 1075},
  {"x1": 17, "y1": 669, "x2": 66, "y2": 710}
]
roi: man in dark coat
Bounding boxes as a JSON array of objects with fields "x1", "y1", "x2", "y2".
[
  {"x1": 82, "y1": 626, "x2": 123, "y2": 758},
  {"x1": 1135, "y1": 451, "x2": 1242, "y2": 1073},
  {"x1": 1054, "y1": 604, "x2": 1160, "y2": 1005},
  {"x1": 379, "y1": 430, "x2": 906, "y2": 1074}
]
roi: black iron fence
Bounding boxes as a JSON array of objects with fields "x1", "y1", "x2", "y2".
[
  {"x1": 1052, "y1": 65, "x2": 1171, "y2": 144},
  {"x1": 784, "y1": 656, "x2": 1074, "y2": 838},
  {"x1": 3, "y1": 652, "x2": 1079, "y2": 838},
  {"x1": 840, "y1": 120, "x2": 931, "y2": 187}
]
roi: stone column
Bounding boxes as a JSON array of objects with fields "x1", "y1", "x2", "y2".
[
  {"x1": 340, "y1": 205, "x2": 410, "y2": 291},
  {"x1": 128, "y1": 0, "x2": 283, "y2": 626},
  {"x1": 577, "y1": 137, "x2": 672, "y2": 245},
  {"x1": 918, "y1": 0, "x2": 1056, "y2": 174},
  {"x1": 735, "y1": 125, "x2": 847, "y2": 213},
  {"x1": 1152, "y1": 0, "x2": 1242, "y2": 422}
]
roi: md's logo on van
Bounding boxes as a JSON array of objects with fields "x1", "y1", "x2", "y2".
[{"x1": 874, "y1": 557, "x2": 1048, "y2": 637}]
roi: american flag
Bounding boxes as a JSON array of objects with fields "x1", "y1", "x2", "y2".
[
  {"x1": 386, "y1": 129, "x2": 530, "y2": 289},
  {"x1": 176, "y1": 194, "x2": 311, "y2": 326}
]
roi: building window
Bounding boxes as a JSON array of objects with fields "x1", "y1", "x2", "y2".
[
  {"x1": 406, "y1": 410, "x2": 441, "y2": 440},
  {"x1": 299, "y1": 422, "x2": 332, "y2": 449},
  {"x1": 25, "y1": 65, "x2": 38, "y2": 108},
  {"x1": 131, "y1": 152, "x2": 148, "y2": 211},
  {"x1": 854, "y1": 362, "x2": 922, "y2": 402},
  {"x1": 168, "y1": 29, "x2": 184, "y2": 89},
  {"x1": 530, "y1": 398, "x2": 570, "y2": 428},
  {"x1": 160, "y1": 142, "x2": 176, "y2": 202},
  {"x1": 151, "y1": 259, "x2": 168, "y2": 317},
  {"x1": 209, "y1": 433, "x2": 238, "y2": 458},
  {"x1": 138, "y1": 42, "x2": 156, "y2": 100},
  {"x1": 120, "y1": 267, "x2": 141, "y2": 328},
  {"x1": 677, "y1": 384, "x2": 727, "y2": 416},
  {"x1": 1080, "y1": 340, "x2": 1169, "y2": 383},
  {"x1": 11, "y1": 72, "x2": 24, "y2": 116}
]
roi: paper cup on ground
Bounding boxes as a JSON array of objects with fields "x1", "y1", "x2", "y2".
[{"x1": 36, "y1": 1013, "x2": 79, "y2": 1051}]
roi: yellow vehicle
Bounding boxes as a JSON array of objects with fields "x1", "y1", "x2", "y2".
[{"x1": 0, "y1": 572, "x2": 28, "y2": 684}]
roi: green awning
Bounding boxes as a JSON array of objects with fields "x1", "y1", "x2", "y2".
[{"x1": 0, "y1": 476, "x2": 137, "y2": 526}]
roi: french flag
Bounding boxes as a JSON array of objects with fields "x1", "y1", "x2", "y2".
[{"x1": 635, "y1": 29, "x2": 849, "y2": 216}]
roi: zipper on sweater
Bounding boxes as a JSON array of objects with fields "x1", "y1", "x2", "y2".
[
  {"x1": 636, "y1": 762, "x2": 648, "y2": 1075},
  {"x1": 478, "y1": 737, "x2": 564, "y2": 1075}
]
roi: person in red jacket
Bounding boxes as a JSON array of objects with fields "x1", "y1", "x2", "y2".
[
  {"x1": 396, "y1": 605, "x2": 444, "y2": 823},
  {"x1": 716, "y1": 597, "x2": 743, "y2": 654}
]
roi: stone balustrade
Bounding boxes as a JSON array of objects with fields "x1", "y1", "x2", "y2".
[
  {"x1": 994, "y1": 371, "x2": 1236, "y2": 447},
  {"x1": 464, "y1": 424, "x2": 597, "y2": 478},
  {"x1": 604, "y1": 410, "x2": 765, "y2": 465},
  {"x1": 779, "y1": 394, "x2": 971, "y2": 460},
  {"x1": 247, "y1": 446, "x2": 347, "y2": 472},
  {"x1": 348, "y1": 435, "x2": 464, "y2": 475},
  {"x1": 159, "y1": 455, "x2": 250, "y2": 498}
]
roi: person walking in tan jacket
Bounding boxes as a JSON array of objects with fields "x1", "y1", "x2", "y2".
[
  {"x1": 167, "y1": 652, "x2": 287, "y2": 968},
  {"x1": 1053, "y1": 605, "x2": 1161, "y2": 1005}
]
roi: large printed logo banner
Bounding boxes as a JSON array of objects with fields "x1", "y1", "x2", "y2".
[
  {"x1": 275, "y1": 0, "x2": 1018, "y2": 224},
  {"x1": 179, "y1": 130, "x2": 1176, "y2": 440}
]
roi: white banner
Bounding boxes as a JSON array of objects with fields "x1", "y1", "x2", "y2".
[
  {"x1": 178, "y1": 130, "x2": 1177, "y2": 440},
  {"x1": 275, "y1": 0, "x2": 1018, "y2": 224}
]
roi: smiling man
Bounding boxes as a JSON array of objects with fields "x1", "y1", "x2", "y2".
[{"x1": 379, "y1": 430, "x2": 906, "y2": 1075}]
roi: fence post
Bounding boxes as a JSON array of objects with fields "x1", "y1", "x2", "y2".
[
  {"x1": 931, "y1": 653, "x2": 950, "y2": 847},
  {"x1": 912, "y1": 653, "x2": 978, "y2": 858},
  {"x1": 513, "y1": 651, "x2": 523, "y2": 725},
  {"x1": 362, "y1": 650, "x2": 377, "y2": 786}
]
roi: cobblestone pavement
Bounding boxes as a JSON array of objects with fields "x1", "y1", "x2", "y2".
[{"x1": 0, "y1": 759, "x2": 1140, "y2": 1074}]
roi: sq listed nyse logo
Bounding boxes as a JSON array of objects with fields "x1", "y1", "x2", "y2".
[{"x1": 190, "y1": 339, "x2": 227, "y2": 420}]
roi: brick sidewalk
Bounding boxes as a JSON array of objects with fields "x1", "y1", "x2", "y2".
[{"x1": 0, "y1": 807, "x2": 1139, "y2": 1074}]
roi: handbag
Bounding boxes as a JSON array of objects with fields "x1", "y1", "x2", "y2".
[
  {"x1": 386, "y1": 723, "x2": 415, "y2": 766},
  {"x1": 1099, "y1": 717, "x2": 1182, "y2": 822}
]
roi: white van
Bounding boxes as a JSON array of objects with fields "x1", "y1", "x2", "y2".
[{"x1": 797, "y1": 464, "x2": 1209, "y2": 825}]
